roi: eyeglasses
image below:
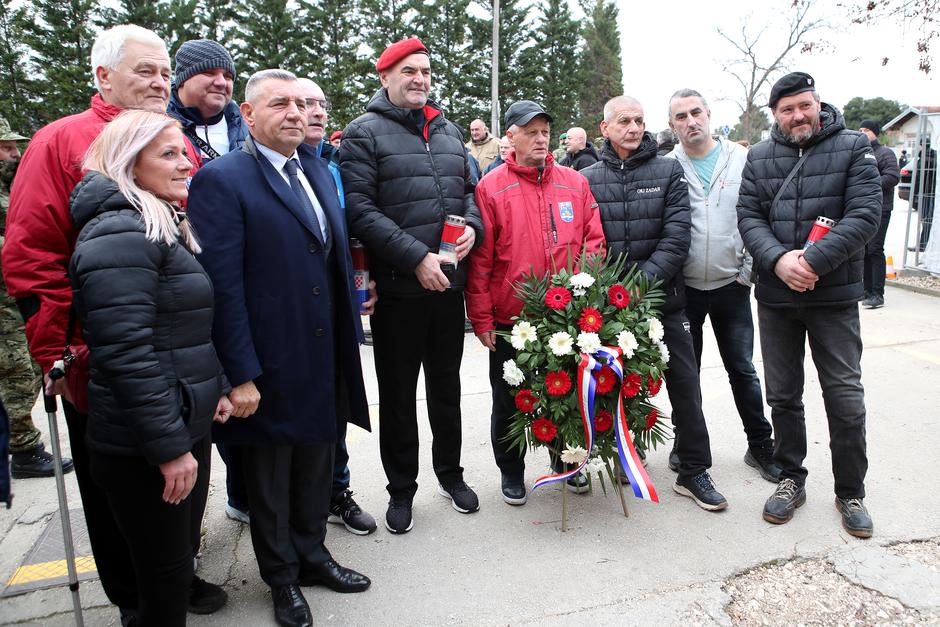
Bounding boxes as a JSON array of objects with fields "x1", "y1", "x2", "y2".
[{"x1": 305, "y1": 98, "x2": 332, "y2": 112}]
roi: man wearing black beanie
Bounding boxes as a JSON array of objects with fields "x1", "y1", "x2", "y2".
[{"x1": 858, "y1": 119, "x2": 900, "y2": 309}]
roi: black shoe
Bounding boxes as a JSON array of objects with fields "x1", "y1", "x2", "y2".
[
  {"x1": 385, "y1": 498, "x2": 414, "y2": 534},
  {"x1": 11, "y1": 444, "x2": 74, "y2": 479},
  {"x1": 271, "y1": 584, "x2": 312, "y2": 627},
  {"x1": 835, "y1": 497, "x2": 873, "y2": 538},
  {"x1": 668, "y1": 440, "x2": 680, "y2": 472},
  {"x1": 500, "y1": 475, "x2": 527, "y2": 505},
  {"x1": 858, "y1": 291, "x2": 872, "y2": 302},
  {"x1": 863, "y1": 294, "x2": 885, "y2": 309},
  {"x1": 744, "y1": 441, "x2": 782, "y2": 483},
  {"x1": 188, "y1": 575, "x2": 228, "y2": 614},
  {"x1": 329, "y1": 490, "x2": 377, "y2": 535},
  {"x1": 119, "y1": 607, "x2": 138, "y2": 627},
  {"x1": 299, "y1": 559, "x2": 371, "y2": 593},
  {"x1": 438, "y1": 481, "x2": 480, "y2": 513},
  {"x1": 762, "y1": 478, "x2": 806, "y2": 524},
  {"x1": 565, "y1": 472, "x2": 590, "y2": 494},
  {"x1": 673, "y1": 471, "x2": 728, "y2": 511}
]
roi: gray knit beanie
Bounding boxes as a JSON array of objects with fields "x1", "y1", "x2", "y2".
[{"x1": 174, "y1": 39, "x2": 236, "y2": 87}]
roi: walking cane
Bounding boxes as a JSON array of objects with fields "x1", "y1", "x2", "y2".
[{"x1": 44, "y1": 360, "x2": 84, "y2": 626}]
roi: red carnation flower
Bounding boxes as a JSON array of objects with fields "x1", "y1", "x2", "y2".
[
  {"x1": 545, "y1": 371, "x2": 572, "y2": 396},
  {"x1": 532, "y1": 417, "x2": 558, "y2": 443},
  {"x1": 545, "y1": 286, "x2": 572, "y2": 310},
  {"x1": 594, "y1": 409, "x2": 613, "y2": 433},
  {"x1": 608, "y1": 284, "x2": 630, "y2": 309},
  {"x1": 578, "y1": 307, "x2": 603, "y2": 332},
  {"x1": 595, "y1": 366, "x2": 617, "y2": 394},
  {"x1": 647, "y1": 375, "x2": 663, "y2": 396},
  {"x1": 622, "y1": 372, "x2": 643, "y2": 398},
  {"x1": 514, "y1": 389, "x2": 537, "y2": 413},
  {"x1": 645, "y1": 408, "x2": 659, "y2": 431}
]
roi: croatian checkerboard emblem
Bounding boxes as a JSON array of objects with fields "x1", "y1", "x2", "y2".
[{"x1": 559, "y1": 201, "x2": 574, "y2": 222}]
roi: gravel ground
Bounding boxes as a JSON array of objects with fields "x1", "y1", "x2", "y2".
[
  {"x1": 718, "y1": 540, "x2": 940, "y2": 626},
  {"x1": 892, "y1": 274, "x2": 940, "y2": 292}
]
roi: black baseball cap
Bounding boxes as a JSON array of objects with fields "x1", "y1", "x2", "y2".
[{"x1": 504, "y1": 100, "x2": 553, "y2": 129}]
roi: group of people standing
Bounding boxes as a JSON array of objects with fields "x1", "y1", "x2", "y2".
[{"x1": 0, "y1": 23, "x2": 886, "y2": 627}]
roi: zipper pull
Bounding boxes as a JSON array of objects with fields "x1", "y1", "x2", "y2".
[
  {"x1": 549, "y1": 202, "x2": 557, "y2": 243},
  {"x1": 426, "y1": 142, "x2": 431, "y2": 153}
]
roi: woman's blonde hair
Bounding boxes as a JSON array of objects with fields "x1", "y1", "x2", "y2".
[{"x1": 83, "y1": 110, "x2": 200, "y2": 253}]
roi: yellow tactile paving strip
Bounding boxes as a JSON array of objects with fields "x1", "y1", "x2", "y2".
[{"x1": 6, "y1": 556, "x2": 97, "y2": 586}]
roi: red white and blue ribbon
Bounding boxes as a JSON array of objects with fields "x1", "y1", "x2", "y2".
[{"x1": 532, "y1": 346, "x2": 659, "y2": 503}]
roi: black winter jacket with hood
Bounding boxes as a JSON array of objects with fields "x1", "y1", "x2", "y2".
[
  {"x1": 736, "y1": 103, "x2": 881, "y2": 308},
  {"x1": 69, "y1": 172, "x2": 228, "y2": 464},
  {"x1": 581, "y1": 133, "x2": 692, "y2": 314},
  {"x1": 340, "y1": 89, "x2": 483, "y2": 297}
]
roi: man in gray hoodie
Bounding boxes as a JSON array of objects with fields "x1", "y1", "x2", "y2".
[{"x1": 666, "y1": 88, "x2": 780, "y2": 483}]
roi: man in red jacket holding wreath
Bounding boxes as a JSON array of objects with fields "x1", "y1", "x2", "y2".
[{"x1": 467, "y1": 100, "x2": 605, "y2": 506}]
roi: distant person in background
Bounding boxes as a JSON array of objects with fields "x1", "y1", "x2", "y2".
[
  {"x1": 484, "y1": 135, "x2": 510, "y2": 175},
  {"x1": 466, "y1": 118, "x2": 500, "y2": 171},
  {"x1": 657, "y1": 128, "x2": 677, "y2": 155},
  {"x1": 552, "y1": 132, "x2": 567, "y2": 162},
  {"x1": 898, "y1": 149, "x2": 908, "y2": 169},
  {"x1": 858, "y1": 119, "x2": 900, "y2": 309},
  {"x1": 560, "y1": 127, "x2": 599, "y2": 170},
  {"x1": 330, "y1": 130, "x2": 342, "y2": 149},
  {"x1": 913, "y1": 138, "x2": 936, "y2": 253}
]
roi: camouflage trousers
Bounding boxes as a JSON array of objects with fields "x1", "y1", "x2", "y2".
[{"x1": 0, "y1": 317, "x2": 42, "y2": 454}]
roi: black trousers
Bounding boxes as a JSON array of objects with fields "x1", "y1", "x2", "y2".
[
  {"x1": 685, "y1": 282, "x2": 773, "y2": 447},
  {"x1": 88, "y1": 436, "x2": 211, "y2": 627},
  {"x1": 757, "y1": 304, "x2": 868, "y2": 498},
  {"x1": 662, "y1": 310, "x2": 713, "y2": 478},
  {"x1": 864, "y1": 211, "x2": 891, "y2": 297},
  {"x1": 370, "y1": 290, "x2": 466, "y2": 500},
  {"x1": 240, "y1": 442, "x2": 334, "y2": 587},
  {"x1": 62, "y1": 401, "x2": 138, "y2": 610}
]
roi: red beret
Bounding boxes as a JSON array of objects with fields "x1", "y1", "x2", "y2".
[
  {"x1": 330, "y1": 130, "x2": 343, "y2": 142},
  {"x1": 375, "y1": 37, "x2": 429, "y2": 72}
]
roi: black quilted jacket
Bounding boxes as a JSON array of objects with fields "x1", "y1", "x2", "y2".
[
  {"x1": 340, "y1": 89, "x2": 483, "y2": 296},
  {"x1": 581, "y1": 134, "x2": 692, "y2": 313},
  {"x1": 69, "y1": 172, "x2": 228, "y2": 464},
  {"x1": 736, "y1": 104, "x2": 881, "y2": 308}
]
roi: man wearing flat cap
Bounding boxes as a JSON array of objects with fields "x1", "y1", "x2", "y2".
[
  {"x1": 857, "y1": 119, "x2": 900, "y2": 309},
  {"x1": 167, "y1": 39, "x2": 247, "y2": 162},
  {"x1": 467, "y1": 100, "x2": 604, "y2": 505},
  {"x1": 340, "y1": 37, "x2": 484, "y2": 534},
  {"x1": 736, "y1": 72, "x2": 881, "y2": 538}
]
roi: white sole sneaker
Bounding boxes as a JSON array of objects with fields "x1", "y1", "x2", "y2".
[
  {"x1": 672, "y1": 482, "x2": 729, "y2": 511},
  {"x1": 501, "y1": 490, "x2": 527, "y2": 506},
  {"x1": 384, "y1": 517, "x2": 414, "y2": 534},
  {"x1": 225, "y1": 505, "x2": 250, "y2": 524},
  {"x1": 437, "y1": 485, "x2": 480, "y2": 513},
  {"x1": 328, "y1": 513, "x2": 374, "y2": 536}
]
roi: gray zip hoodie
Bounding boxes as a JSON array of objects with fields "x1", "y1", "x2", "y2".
[{"x1": 667, "y1": 138, "x2": 752, "y2": 290}]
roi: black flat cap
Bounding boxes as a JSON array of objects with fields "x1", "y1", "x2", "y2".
[
  {"x1": 505, "y1": 100, "x2": 553, "y2": 129},
  {"x1": 768, "y1": 72, "x2": 816, "y2": 109}
]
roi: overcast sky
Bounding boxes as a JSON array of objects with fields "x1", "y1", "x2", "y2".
[{"x1": 608, "y1": 0, "x2": 937, "y2": 132}]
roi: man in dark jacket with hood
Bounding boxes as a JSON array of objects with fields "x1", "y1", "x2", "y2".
[
  {"x1": 858, "y1": 119, "x2": 900, "y2": 309},
  {"x1": 736, "y1": 72, "x2": 880, "y2": 538},
  {"x1": 560, "y1": 127, "x2": 599, "y2": 170},
  {"x1": 166, "y1": 39, "x2": 247, "y2": 162},
  {"x1": 582, "y1": 95, "x2": 728, "y2": 513},
  {"x1": 340, "y1": 38, "x2": 484, "y2": 534}
]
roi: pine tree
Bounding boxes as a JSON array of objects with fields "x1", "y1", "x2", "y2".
[
  {"x1": 522, "y1": 0, "x2": 581, "y2": 134},
  {"x1": 359, "y1": 0, "x2": 414, "y2": 60},
  {"x1": 0, "y1": 0, "x2": 33, "y2": 132},
  {"x1": 162, "y1": 0, "x2": 203, "y2": 59},
  {"x1": 18, "y1": 0, "x2": 98, "y2": 126},
  {"x1": 228, "y1": 0, "x2": 312, "y2": 78},
  {"x1": 195, "y1": 0, "x2": 238, "y2": 44},
  {"x1": 730, "y1": 103, "x2": 770, "y2": 145},
  {"x1": 576, "y1": 0, "x2": 622, "y2": 131},
  {"x1": 96, "y1": 0, "x2": 166, "y2": 32}
]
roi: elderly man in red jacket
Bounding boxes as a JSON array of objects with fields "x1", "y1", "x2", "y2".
[
  {"x1": 467, "y1": 100, "x2": 605, "y2": 506},
  {"x1": 1, "y1": 24, "x2": 214, "y2": 624}
]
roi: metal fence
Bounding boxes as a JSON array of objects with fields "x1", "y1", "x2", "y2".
[{"x1": 901, "y1": 111, "x2": 939, "y2": 273}]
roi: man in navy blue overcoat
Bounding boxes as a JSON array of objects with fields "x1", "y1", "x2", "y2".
[{"x1": 187, "y1": 69, "x2": 371, "y2": 627}]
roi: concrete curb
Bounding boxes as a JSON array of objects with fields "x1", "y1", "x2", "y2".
[{"x1": 887, "y1": 280, "x2": 940, "y2": 298}]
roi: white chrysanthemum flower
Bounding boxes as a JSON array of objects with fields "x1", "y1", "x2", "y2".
[
  {"x1": 576, "y1": 332, "x2": 602, "y2": 355},
  {"x1": 560, "y1": 446, "x2": 588, "y2": 465},
  {"x1": 571, "y1": 286, "x2": 586, "y2": 298},
  {"x1": 510, "y1": 321, "x2": 537, "y2": 350},
  {"x1": 502, "y1": 359, "x2": 525, "y2": 386},
  {"x1": 547, "y1": 331, "x2": 574, "y2": 356},
  {"x1": 568, "y1": 272, "x2": 596, "y2": 289},
  {"x1": 617, "y1": 330, "x2": 638, "y2": 359},
  {"x1": 585, "y1": 457, "x2": 607, "y2": 475},
  {"x1": 647, "y1": 317, "x2": 664, "y2": 342},
  {"x1": 657, "y1": 340, "x2": 670, "y2": 363}
]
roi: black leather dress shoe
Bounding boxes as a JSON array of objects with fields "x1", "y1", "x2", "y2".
[
  {"x1": 271, "y1": 584, "x2": 312, "y2": 627},
  {"x1": 299, "y1": 559, "x2": 371, "y2": 593}
]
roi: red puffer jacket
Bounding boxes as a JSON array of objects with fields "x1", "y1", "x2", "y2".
[
  {"x1": 467, "y1": 152, "x2": 605, "y2": 334},
  {"x1": 2, "y1": 95, "x2": 201, "y2": 370}
]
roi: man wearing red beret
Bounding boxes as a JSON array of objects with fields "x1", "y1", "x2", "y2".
[{"x1": 340, "y1": 37, "x2": 484, "y2": 534}]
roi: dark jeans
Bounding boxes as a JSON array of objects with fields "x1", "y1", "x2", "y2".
[
  {"x1": 864, "y1": 211, "x2": 891, "y2": 297},
  {"x1": 241, "y1": 443, "x2": 333, "y2": 587},
  {"x1": 662, "y1": 310, "x2": 713, "y2": 478},
  {"x1": 371, "y1": 290, "x2": 466, "y2": 500},
  {"x1": 217, "y1": 442, "x2": 248, "y2": 511},
  {"x1": 332, "y1": 420, "x2": 351, "y2": 500},
  {"x1": 62, "y1": 401, "x2": 138, "y2": 610},
  {"x1": 757, "y1": 304, "x2": 868, "y2": 498},
  {"x1": 685, "y1": 281, "x2": 773, "y2": 447},
  {"x1": 88, "y1": 437, "x2": 212, "y2": 627},
  {"x1": 489, "y1": 326, "x2": 525, "y2": 480}
]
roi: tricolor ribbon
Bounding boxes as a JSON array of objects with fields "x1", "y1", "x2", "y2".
[{"x1": 532, "y1": 346, "x2": 659, "y2": 503}]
